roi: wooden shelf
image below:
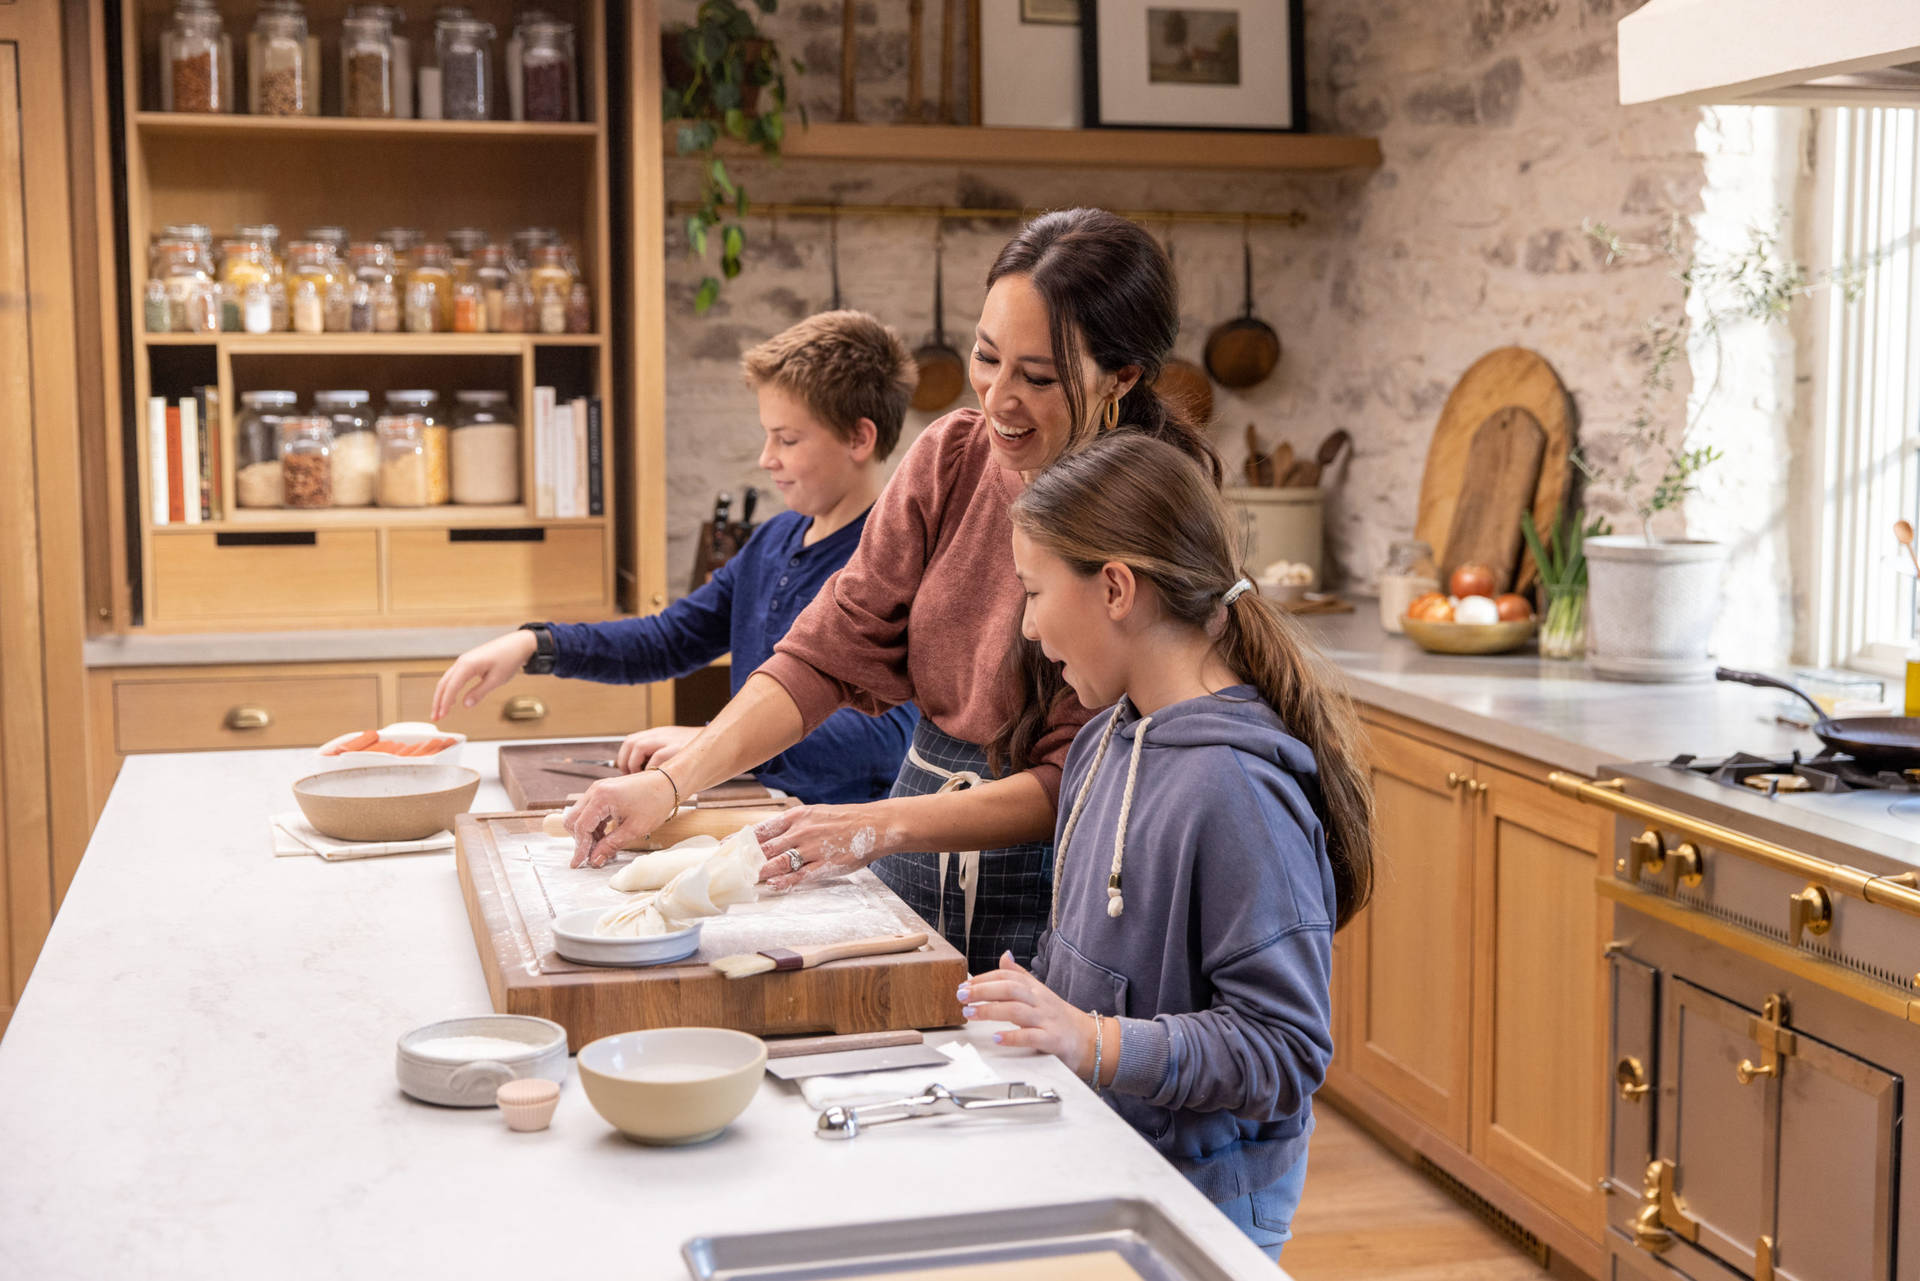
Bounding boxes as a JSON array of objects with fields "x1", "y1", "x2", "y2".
[
  {"x1": 150, "y1": 506, "x2": 607, "y2": 533},
  {"x1": 142, "y1": 333, "x2": 601, "y2": 355},
  {"x1": 674, "y1": 121, "x2": 1381, "y2": 172},
  {"x1": 136, "y1": 112, "x2": 598, "y2": 142}
]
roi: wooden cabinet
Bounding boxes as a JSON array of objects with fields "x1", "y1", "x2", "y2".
[
  {"x1": 1327, "y1": 708, "x2": 1613, "y2": 1277},
  {"x1": 150, "y1": 530, "x2": 382, "y2": 624},
  {"x1": 394, "y1": 671, "x2": 651, "y2": 741},
  {"x1": 112, "y1": 673, "x2": 381, "y2": 754}
]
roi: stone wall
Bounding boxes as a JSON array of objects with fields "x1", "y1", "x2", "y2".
[{"x1": 657, "y1": 1, "x2": 1801, "y2": 662}]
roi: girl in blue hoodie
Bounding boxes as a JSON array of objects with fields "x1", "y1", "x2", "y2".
[{"x1": 959, "y1": 432, "x2": 1376, "y2": 1260}]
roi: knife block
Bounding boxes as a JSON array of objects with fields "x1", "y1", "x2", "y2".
[{"x1": 687, "y1": 520, "x2": 751, "y2": 593}]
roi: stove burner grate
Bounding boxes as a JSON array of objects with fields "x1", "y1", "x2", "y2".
[{"x1": 1668, "y1": 750, "x2": 1920, "y2": 795}]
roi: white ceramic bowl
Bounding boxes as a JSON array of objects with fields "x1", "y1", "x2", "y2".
[
  {"x1": 396, "y1": 1014, "x2": 568, "y2": 1107},
  {"x1": 577, "y1": 1028, "x2": 766, "y2": 1145},
  {"x1": 550, "y1": 908, "x2": 702, "y2": 967},
  {"x1": 315, "y1": 721, "x2": 467, "y2": 771}
]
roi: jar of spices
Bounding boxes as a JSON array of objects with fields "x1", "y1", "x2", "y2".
[
  {"x1": 526, "y1": 243, "x2": 571, "y2": 300},
  {"x1": 161, "y1": 1, "x2": 230, "y2": 114},
  {"x1": 349, "y1": 4, "x2": 411, "y2": 117},
  {"x1": 342, "y1": 12, "x2": 395, "y2": 117},
  {"x1": 314, "y1": 390, "x2": 377, "y2": 506},
  {"x1": 286, "y1": 240, "x2": 334, "y2": 326},
  {"x1": 498, "y1": 279, "x2": 528, "y2": 334},
  {"x1": 144, "y1": 278, "x2": 173, "y2": 333},
  {"x1": 291, "y1": 278, "x2": 324, "y2": 334},
  {"x1": 452, "y1": 280, "x2": 484, "y2": 333},
  {"x1": 372, "y1": 278, "x2": 402, "y2": 332},
  {"x1": 536, "y1": 280, "x2": 567, "y2": 335},
  {"x1": 377, "y1": 414, "x2": 432, "y2": 507},
  {"x1": 508, "y1": 226, "x2": 554, "y2": 278},
  {"x1": 517, "y1": 17, "x2": 576, "y2": 122},
  {"x1": 473, "y1": 244, "x2": 511, "y2": 331},
  {"x1": 408, "y1": 242, "x2": 454, "y2": 332},
  {"x1": 242, "y1": 281, "x2": 274, "y2": 334},
  {"x1": 451, "y1": 390, "x2": 520, "y2": 504},
  {"x1": 447, "y1": 228, "x2": 487, "y2": 279},
  {"x1": 183, "y1": 279, "x2": 222, "y2": 333},
  {"x1": 236, "y1": 391, "x2": 298, "y2": 507},
  {"x1": 248, "y1": 3, "x2": 309, "y2": 116},
  {"x1": 385, "y1": 390, "x2": 448, "y2": 503},
  {"x1": 304, "y1": 226, "x2": 351, "y2": 260},
  {"x1": 379, "y1": 227, "x2": 424, "y2": 275},
  {"x1": 436, "y1": 16, "x2": 496, "y2": 120},
  {"x1": 565, "y1": 281, "x2": 592, "y2": 334},
  {"x1": 279, "y1": 417, "x2": 333, "y2": 509},
  {"x1": 151, "y1": 237, "x2": 211, "y2": 330}
]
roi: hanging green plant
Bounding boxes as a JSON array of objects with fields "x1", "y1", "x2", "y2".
[{"x1": 664, "y1": 0, "x2": 805, "y2": 314}]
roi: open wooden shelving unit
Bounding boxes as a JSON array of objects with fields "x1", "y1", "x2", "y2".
[{"x1": 116, "y1": 0, "x2": 620, "y2": 632}]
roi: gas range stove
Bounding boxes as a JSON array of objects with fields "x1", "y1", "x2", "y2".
[{"x1": 1650, "y1": 751, "x2": 1920, "y2": 856}]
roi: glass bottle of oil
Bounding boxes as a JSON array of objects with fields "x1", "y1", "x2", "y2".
[{"x1": 1906, "y1": 598, "x2": 1920, "y2": 715}]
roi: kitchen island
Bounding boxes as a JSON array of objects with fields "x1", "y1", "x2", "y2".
[{"x1": 0, "y1": 744, "x2": 1288, "y2": 1280}]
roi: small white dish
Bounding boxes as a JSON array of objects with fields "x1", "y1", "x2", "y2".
[
  {"x1": 315, "y1": 721, "x2": 467, "y2": 772},
  {"x1": 550, "y1": 908, "x2": 702, "y2": 967},
  {"x1": 395, "y1": 1014, "x2": 568, "y2": 1107}
]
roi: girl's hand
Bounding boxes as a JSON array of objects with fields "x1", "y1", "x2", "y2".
[
  {"x1": 562, "y1": 769, "x2": 678, "y2": 868},
  {"x1": 752, "y1": 804, "x2": 896, "y2": 889},
  {"x1": 430, "y1": 630, "x2": 537, "y2": 722},
  {"x1": 959, "y1": 952, "x2": 1098, "y2": 1078},
  {"x1": 615, "y1": 724, "x2": 700, "y2": 774}
]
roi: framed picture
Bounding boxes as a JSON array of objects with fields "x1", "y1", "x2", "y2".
[
  {"x1": 1081, "y1": 1, "x2": 1305, "y2": 132},
  {"x1": 1021, "y1": 0, "x2": 1081, "y2": 22},
  {"x1": 980, "y1": 0, "x2": 1082, "y2": 127}
]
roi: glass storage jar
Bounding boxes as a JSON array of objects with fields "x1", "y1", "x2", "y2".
[
  {"x1": 162, "y1": 1, "x2": 230, "y2": 114},
  {"x1": 279, "y1": 417, "x2": 333, "y2": 509},
  {"x1": 385, "y1": 390, "x2": 448, "y2": 503},
  {"x1": 377, "y1": 414, "x2": 432, "y2": 507},
  {"x1": 236, "y1": 391, "x2": 299, "y2": 508},
  {"x1": 1378, "y1": 537, "x2": 1439, "y2": 635},
  {"x1": 151, "y1": 236, "x2": 211, "y2": 331},
  {"x1": 304, "y1": 226, "x2": 350, "y2": 260},
  {"x1": 248, "y1": 3, "x2": 309, "y2": 116},
  {"x1": 436, "y1": 16, "x2": 496, "y2": 120},
  {"x1": 517, "y1": 17, "x2": 576, "y2": 122},
  {"x1": 451, "y1": 390, "x2": 520, "y2": 504},
  {"x1": 407, "y1": 243, "x2": 454, "y2": 332},
  {"x1": 446, "y1": 227, "x2": 487, "y2": 280},
  {"x1": 452, "y1": 280, "x2": 484, "y2": 333},
  {"x1": 341, "y1": 12, "x2": 395, "y2": 117},
  {"x1": 144, "y1": 278, "x2": 172, "y2": 333},
  {"x1": 314, "y1": 390, "x2": 377, "y2": 506},
  {"x1": 348, "y1": 4, "x2": 411, "y2": 118},
  {"x1": 348, "y1": 241, "x2": 395, "y2": 287},
  {"x1": 473, "y1": 244, "x2": 511, "y2": 331},
  {"x1": 379, "y1": 227, "x2": 424, "y2": 275}
]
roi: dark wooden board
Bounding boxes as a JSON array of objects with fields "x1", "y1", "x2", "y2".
[
  {"x1": 497, "y1": 740, "x2": 781, "y2": 811},
  {"x1": 1439, "y1": 406, "x2": 1546, "y2": 593}
]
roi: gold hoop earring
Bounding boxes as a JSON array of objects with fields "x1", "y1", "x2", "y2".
[{"x1": 1105, "y1": 399, "x2": 1121, "y2": 431}]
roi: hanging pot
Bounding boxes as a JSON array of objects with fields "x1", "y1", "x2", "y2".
[
  {"x1": 1203, "y1": 223, "x2": 1281, "y2": 390},
  {"x1": 911, "y1": 223, "x2": 967, "y2": 413},
  {"x1": 1152, "y1": 225, "x2": 1214, "y2": 426}
]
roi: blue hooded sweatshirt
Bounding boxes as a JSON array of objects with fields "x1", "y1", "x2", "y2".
[{"x1": 1032, "y1": 685, "x2": 1336, "y2": 1204}]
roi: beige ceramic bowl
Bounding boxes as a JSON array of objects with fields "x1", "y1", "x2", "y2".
[
  {"x1": 1402, "y1": 616, "x2": 1538, "y2": 656},
  {"x1": 577, "y1": 1027, "x2": 766, "y2": 1145},
  {"x1": 292, "y1": 764, "x2": 481, "y2": 842}
]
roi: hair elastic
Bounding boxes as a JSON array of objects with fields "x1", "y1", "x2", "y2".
[{"x1": 1222, "y1": 577, "x2": 1255, "y2": 605}]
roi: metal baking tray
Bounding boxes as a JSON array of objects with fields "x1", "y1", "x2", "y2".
[{"x1": 682, "y1": 1197, "x2": 1239, "y2": 1280}]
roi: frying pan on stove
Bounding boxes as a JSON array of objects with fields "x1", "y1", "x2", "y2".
[{"x1": 1716, "y1": 667, "x2": 1920, "y2": 765}]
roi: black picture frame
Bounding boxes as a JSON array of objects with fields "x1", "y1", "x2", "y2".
[{"x1": 1082, "y1": 1, "x2": 1307, "y2": 134}]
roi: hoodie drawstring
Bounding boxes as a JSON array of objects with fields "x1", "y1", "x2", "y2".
[{"x1": 1051, "y1": 700, "x2": 1152, "y2": 926}]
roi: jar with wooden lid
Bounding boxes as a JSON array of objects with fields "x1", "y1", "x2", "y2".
[
  {"x1": 314, "y1": 390, "x2": 377, "y2": 506},
  {"x1": 437, "y1": 16, "x2": 496, "y2": 120},
  {"x1": 517, "y1": 17, "x2": 576, "y2": 122},
  {"x1": 451, "y1": 390, "x2": 520, "y2": 504},
  {"x1": 377, "y1": 415, "x2": 432, "y2": 507},
  {"x1": 385, "y1": 390, "x2": 448, "y2": 503},
  {"x1": 237, "y1": 391, "x2": 299, "y2": 508},
  {"x1": 279, "y1": 417, "x2": 333, "y2": 509},
  {"x1": 408, "y1": 243, "x2": 454, "y2": 332},
  {"x1": 248, "y1": 3, "x2": 309, "y2": 116},
  {"x1": 161, "y1": 1, "x2": 231, "y2": 114},
  {"x1": 342, "y1": 12, "x2": 395, "y2": 117}
]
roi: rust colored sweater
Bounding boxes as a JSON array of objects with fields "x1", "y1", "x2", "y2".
[{"x1": 758, "y1": 408, "x2": 1093, "y2": 804}]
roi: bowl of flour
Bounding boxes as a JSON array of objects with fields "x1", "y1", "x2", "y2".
[{"x1": 396, "y1": 1014, "x2": 568, "y2": 1107}]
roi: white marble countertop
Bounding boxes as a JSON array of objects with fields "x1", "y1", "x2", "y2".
[
  {"x1": 1300, "y1": 608, "x2": 1818, "y2": 775},
  {"x1": 0, "y1": 743, "x2": 1286, "y2": 1280}
]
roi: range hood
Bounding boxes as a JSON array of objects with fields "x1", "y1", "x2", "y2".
[{"x1": 1618, "y1": 0, "x2": 1920, "y2": 107}]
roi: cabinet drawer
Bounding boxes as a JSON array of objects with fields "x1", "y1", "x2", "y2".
[
  {"x1": 150, "y1": 531, "x2": 380, "y2": 624},
  {"x1": 387, "y1": 528, "x2": 605, "y2": 615},
  {"x1": 114, "y1": 674, "x2": 379, "y2": 753},
  {"x1": 396, "y1": 672, "x2": 648, "y2": 741}
]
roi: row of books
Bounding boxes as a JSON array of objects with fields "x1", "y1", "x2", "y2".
[
  {"x1": 147, "y1": 390, "x2": 222, "y2": 525},
  {"x1": 532, "y1": 388, "x2": 603, "y2": 519}
]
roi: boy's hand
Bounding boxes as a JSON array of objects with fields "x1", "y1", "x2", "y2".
[
  {"x1": 430, "y1": 630, "x2": 538, "y2": 722},
  {"x1": 615, "y1": 725, "x2": 701, "y2": 774},
  {"x1": 959, "y1": 952, "x2": 1100, "y2": 1080}
]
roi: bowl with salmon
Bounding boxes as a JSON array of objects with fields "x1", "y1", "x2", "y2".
[{"x1": 315, "y1": 722, "x2": 467, "y2": 771}]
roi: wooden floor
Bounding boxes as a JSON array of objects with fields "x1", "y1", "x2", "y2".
[{"x1": 1282, "y1": 1105, "x2": 1556, "y2": 1281}]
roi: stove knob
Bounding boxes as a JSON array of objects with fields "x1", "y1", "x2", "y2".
[
  {"x1": 1668, "y1": 842, "x2": 1703, "y2": 888},
  {"x1": 1789, "y1": 884, "x2": 1833, "y2": 946},
  {"x1": 1626, "y1": 829, "x2": 1666, "y2": 881}
]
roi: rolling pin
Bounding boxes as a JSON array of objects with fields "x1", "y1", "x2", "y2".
[{"x1": 541, "y1": 803, "x2": 795, "y2": 850}]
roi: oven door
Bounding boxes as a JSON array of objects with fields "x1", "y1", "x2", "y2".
[
  {"x1": 1606, "y1": 947, "x2": 1660, "y2": 1237},
  {"x1": 1771, "y1": 1026, "x2": 1900, "y2": 1281}
]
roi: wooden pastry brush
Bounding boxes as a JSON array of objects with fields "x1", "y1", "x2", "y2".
[{"x1": 712, "y1": 932, "x2": 929, "y2": 979}]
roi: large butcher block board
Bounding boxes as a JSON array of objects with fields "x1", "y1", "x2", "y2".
[
  {"x1": 1414, "y1": 347, "x2": 1572, "y2": 590},
  {"x1": 456, "y1": 813, "x2": 967, "y2": 1049},
  {"x1": 1438, "y1": 406, "x2": 1546, "y2": 593},
  {"x1": 497, "y1": 740, "x2": 785, "y2": 812}
]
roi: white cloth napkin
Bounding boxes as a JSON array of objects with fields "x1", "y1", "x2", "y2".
[
  {"x1": 271, "y1": 812, "x2": 455, "y2": 861},
  {"x1": 796, "y1": 1041, "x2": 1001, "y2": 1110}
]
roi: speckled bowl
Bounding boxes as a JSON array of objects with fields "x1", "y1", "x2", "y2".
[
  {"x1": 293, "y1": 764, "x2": 480, "y2": 842},
  {"x1": 578, "y1": 1028, "x2": 765, "y2": 1145}
]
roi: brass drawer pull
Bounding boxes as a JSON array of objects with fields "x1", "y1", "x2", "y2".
[
  {"x1": 1615, "y1": 1055, "x2": 1650, "y2": 1101},
  {"x1": 224, "y1": 705, "x2": 272, "y2": 731},
  {"x1": 1736, "y1": 1057, "x2": 1775, "y2": 1084},
  {"x1": 503, "y1": 695, "x2": 548, "y2": 723},
  {"x1": 1445, "y1": 770, "x2": 1466, "y2": 790}
]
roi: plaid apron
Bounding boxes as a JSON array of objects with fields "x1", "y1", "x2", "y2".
[{"x1": 873, "y1": 718, "x2": 1054, "y2": 974}]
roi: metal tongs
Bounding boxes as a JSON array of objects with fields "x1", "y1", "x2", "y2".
[{"x1": 815, "y1": 1082, "x2": 1061, "y2": 1139}]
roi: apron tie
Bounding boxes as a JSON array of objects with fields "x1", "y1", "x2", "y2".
[{"x1": 906, "y1": 742, "x2": 983, "y2": 960}]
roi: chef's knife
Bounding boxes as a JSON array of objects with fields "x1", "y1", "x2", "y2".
[
  {"x1": 710, "y1": 491, "x2": 732, "y2": 555},
  {"x1": 739, "y1": 486, "x2": 758, "y2": 533},
  {"x1": 544, "y1": 764, "x2": 621, "y2": 781}
]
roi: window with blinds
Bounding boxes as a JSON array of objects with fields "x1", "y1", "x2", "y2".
[{"x1": 1816, "y1": 107, "x2": 1920, "y2": 672}]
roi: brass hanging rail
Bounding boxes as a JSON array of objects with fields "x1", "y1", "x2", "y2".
[{"x1": 665, "y1": 200, "x2": 1307, "y2": 228}]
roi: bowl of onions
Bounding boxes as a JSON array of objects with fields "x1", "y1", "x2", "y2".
[{"x1": 1401, "y1": 564, "x2": 1538, "y2": 654}]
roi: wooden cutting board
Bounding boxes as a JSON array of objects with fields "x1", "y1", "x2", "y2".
[
  {"x1": 497, "y1": 740, "x2": 782, "y2": 812},
  {"x1": 1414, "y1": 347, "x2": 1572, "y2": 590},
  {"x1": 1438, "y1": 406, "x2": 1546, "y2": 593},
  {"x1": 455, "y1": 813, "x2": 966, "y2": 1048}
]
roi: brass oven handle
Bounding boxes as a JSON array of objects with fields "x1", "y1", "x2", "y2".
[
  {"x1": 1615, "y1": 1055, "x2": 1650, "y2": 1101},
  {"x1": 1736, "y1": 1057, "x2": 1775, "y2": 1084},
  {"x1": 503, "y1": 695, "x2": 549, "y2": 723},
  {"x1": 224, "y1": 705, "x2": 272, "y2": 731}
]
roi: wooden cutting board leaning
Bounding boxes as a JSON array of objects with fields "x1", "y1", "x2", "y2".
[
  {"x1": 1413, "y1": 347, "x2": 1572, "y2": 592},
  {"x1": 1438, "y1": 405, "x2": 1546, "y2": 594}
]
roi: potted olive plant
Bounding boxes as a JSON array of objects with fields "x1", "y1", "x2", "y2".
[{"x1": 1577, "y1": 215, "x2": 1867, "y2": 679}]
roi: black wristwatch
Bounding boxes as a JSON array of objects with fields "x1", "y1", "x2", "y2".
[{"x1": 519, "y1": 622, "x2": 557, "y2": 675}]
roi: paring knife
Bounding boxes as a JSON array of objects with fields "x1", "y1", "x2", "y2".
[{"x1": 544, "y1": 764, "x2": 620, "y2": 781}]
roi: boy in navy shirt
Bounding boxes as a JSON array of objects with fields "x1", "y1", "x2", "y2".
[{"x1": 430, "y1": 311, "x2": 919, "y2": 804}]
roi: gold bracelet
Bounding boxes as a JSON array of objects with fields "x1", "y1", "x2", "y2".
[{"x1": 649, "y1": 764, "x2": 682, "y2": 811}]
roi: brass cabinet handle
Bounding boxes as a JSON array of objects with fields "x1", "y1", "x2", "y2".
[
  {"x1": 503, "y1": 695, "x2": 549, "y2": 722},
  {"x1": 1616, "y1": 1055, "x2": 1651, "y2": 1101},
  {"x1": 1625, "y1": 828, "x2": 1666, "y2": 881},
  {"x1": 1445, "y1": 770, "x2": 1466, "y2": 790},
  {"x1": 1467, "y1": 778, "x2": 1488, "y2": 796},
  {"x1": 1788, "y1": 884, "x2": 1832, "y2": 946},
  {"x1": 224, "y1": 705, "x2": 272, "y2": 731}
]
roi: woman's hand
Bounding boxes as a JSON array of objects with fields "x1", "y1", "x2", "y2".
[
  {"x1": 751, "y1": 803, "x2": 899, "y2": 890},
  {"x1": 430, "y1": 630, "x2": 537, "y2": 722},
  {"x1": 959, "y1": 952, "x2": 1098, "y2": 1078},
  {"x1": 562, "y1": 769, "x2": 679, "y2": 869},
  {"x1": 614, "y1": 724, "x2": 701, "y2": 774}
]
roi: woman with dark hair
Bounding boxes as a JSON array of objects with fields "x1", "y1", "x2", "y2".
[{"x1": 565, "y1": 208, "x2": 1219, "y2": 973}]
